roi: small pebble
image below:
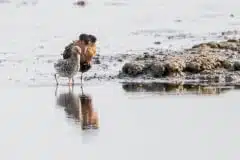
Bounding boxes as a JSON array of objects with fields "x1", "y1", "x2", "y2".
[
  {"x1": 117, "y1": 59, "x2": 123, "y2": 62},
  {"x1": 74, "y1": 0, "x2": 86, "y2": 6},
  {"x1": 154, "y1": 41, "x2": 161, "y2": 45},
  {"x1": 94, "y1": 58, "x2": 101, "y2": 64},
  {"x1": 175, "y1": 19, "x2": 182, "y2": 22},
  {"x1": 39, "y1": 45, "x2": 44, "y2": 49},
  {"x1": 47, "y1": 60, "x2": 53, "y2": 63}
]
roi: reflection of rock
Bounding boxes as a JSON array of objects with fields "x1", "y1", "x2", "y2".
[{"x1": 122, "y1": 82, "x2": 236, "y2": 95}]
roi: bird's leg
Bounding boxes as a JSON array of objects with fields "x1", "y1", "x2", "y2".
[
  {"x1": 81, "y1": 85, "x2": 84, "y2": 95},
  {"x1": 55, "y1": 84, "x2": 59, "y2": 97},
  {"x1": 80, "y1": 73, "x2": 83, "y2": 85},
  {"x1": 54, "y1": 73, "x2": 59, "y2": 85},
  {"x1": 72, "y1": 77, "x2": 75, "y2": 86}
]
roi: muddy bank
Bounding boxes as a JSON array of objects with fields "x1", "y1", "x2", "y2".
[
  {"x1": 118, "y1": 39, "x2": 240, "y2": 84},
  {"x1": 57, "y1": 35, "x2": 240, "y2": 85}
]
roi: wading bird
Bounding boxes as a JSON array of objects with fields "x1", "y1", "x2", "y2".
[{"x1": 54, "y1": 47, "x2": 81, "y2": 86}]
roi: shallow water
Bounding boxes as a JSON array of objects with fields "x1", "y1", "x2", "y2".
[
  {"x1": 0, "y1": 84, "x2": 240, "y2": 160},
  {"x1": 1, "y1": 0, "x2": 240, "y2": 55},
  {"x1": 1, "y1": 0, "x2": 240, "y2": 159}
]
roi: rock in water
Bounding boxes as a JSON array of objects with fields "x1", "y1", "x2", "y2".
[
  {"x1": 233, "y1": 61, "x2": 240, "y2": 71},
  {"x1": 122, "y1": 62, "x2": 144, "y2": 77},
  {"x1": 119, "y1": 39, "x2": 240, "y2": 83},
  {"x1": 151, "y1": 63, "x2": 165, "y2": 77},
  {"x1": 164, "y1": 57, "x2": 186, "y2": 76}
]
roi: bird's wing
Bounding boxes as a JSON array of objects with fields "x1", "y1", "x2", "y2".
[
  {"x1": 54, "y1": 59, "x2": 75, "y2": 72},
  {"x1": 62, "y1": 42, "x2": 75, "y2": 59},
  {"x1": 54, "y1": 59, "x2": 65, "y2": 68}
]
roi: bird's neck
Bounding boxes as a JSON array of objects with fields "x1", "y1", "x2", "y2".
[
  {"x1": 70, "y1": 54, "x2": 80, "y2": 62},
  {"x1": 77, "y1": 54, "x2": 81, "y2": 64}
]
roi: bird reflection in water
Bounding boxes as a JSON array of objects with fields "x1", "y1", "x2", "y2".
[
  {"x1": 79, "y1": 86, "x2": 99, "y2": 130},
  {"x1": 55, "y1": 86, "x2": 99, "y2": 130}
]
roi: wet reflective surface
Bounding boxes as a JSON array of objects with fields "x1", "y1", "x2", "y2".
[
  {"x1": 0, "y1": 83, "x2": 239, "y2": 160},
  {"x1": 1, "y1": 0, "x2": 240, "y2": 159},
  {"x1": 122, "y1": 82, "x2": 240, "y2": 95},
  {"x1": 56, "y1": 86, "x2": 99, "y2": 130}
]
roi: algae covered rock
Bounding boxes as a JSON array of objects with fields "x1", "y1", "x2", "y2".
[
  {"x1": 120, "y1": 38, "x2": 240, "y2": 83},
  {"x1": 192, "y1": 39, "x2": 240, "y2": 51},
  {"x1": 185, "y1": 53, "x2": 223, "y2": 73},
  {"x1": 122, "y1": 62, "x2": 144, "y2": 77},
  {"x1": 164, "y1": 57, "x2": 186, "y2": 76},
  {"x1": 185, "y1": 61, "x2": 202, "y2": 73},
  {"x1": 222, "y1": 59, "x2": 234, "y2": 70},
  {"x1": 151, "y1": 63, "x2": 165, "y2": 77},
  {"x1": 233, "y1": 61, "x2": 240, "y2": 71}
]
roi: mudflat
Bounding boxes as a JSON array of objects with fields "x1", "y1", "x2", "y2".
[{"x1": 1, "y1": 0, "x2": 240, "y2": 159}]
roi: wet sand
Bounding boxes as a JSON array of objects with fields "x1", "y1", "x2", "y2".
[
  {"x1": 0, "y1": 0, "x2": 240, "y2": 84},
  {"x1": 0, "y1": 83, "x2": 239, "y2": 160}
]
